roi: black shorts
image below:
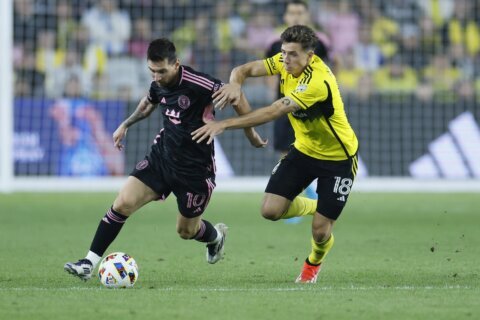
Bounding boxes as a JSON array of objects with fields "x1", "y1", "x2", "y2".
[
  {"x1": 265, "y1": 147, "x2": 357, "y2": 220},
  {"x1": 130, "y1": 157, "x2": 216, "y2": 218},
  {"x1": 273, "y1": 115, "x2": 295, "y2": 152}
]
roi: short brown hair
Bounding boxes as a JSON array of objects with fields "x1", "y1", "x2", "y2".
[{"x1": 280, "y1": 25, "x2": 318, "y2": 51}]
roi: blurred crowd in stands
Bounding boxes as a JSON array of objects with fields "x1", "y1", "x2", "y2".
[{"x1": 13, "y1": 0, "x2": 480, "y2": 103}]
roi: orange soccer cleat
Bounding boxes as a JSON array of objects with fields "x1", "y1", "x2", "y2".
[{"x1": 295, "y1": 259, "x2": 322, "y2": 283}]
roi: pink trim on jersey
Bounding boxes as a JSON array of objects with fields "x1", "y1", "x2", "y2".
[
  {"x1": 182, "y1": 69, "x2": 214, "y2": 91},
  {"x1": 153, "y1": 128, "x2": 164, "y2": 144},
  {"x1": 183, "y1": 69, "x2": 214, "y2": 86},
  {"x1": 202, "y1": 103, "x2": 215, "y2": 123}
]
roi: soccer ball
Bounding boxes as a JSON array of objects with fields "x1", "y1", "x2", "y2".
[{"x1": 98, "y1": 252, "x2": 139, "y2": 288}]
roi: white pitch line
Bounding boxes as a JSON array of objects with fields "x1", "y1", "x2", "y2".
[{"x1": 0, "y1": 285, "x2": 476, "y2": 292}]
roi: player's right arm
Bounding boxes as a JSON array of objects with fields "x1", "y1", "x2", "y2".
[
  {"x1": 213, "y1": 60, "x2": 269, "y2": 109},
  {"x1": 113, "y1": 96, "x2": 157, "y2": 150}
]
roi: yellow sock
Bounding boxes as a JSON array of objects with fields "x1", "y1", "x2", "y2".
[
  {"x1": 281, "y1": 196, "x2": 316, "y2": 219},
  {"x1": 308, "y1": 234, "x2": 334, "y2": 265}
]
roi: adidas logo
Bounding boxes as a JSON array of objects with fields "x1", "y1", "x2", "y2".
[
  {"x1": 337, "y1": 195, "x2": 345, "y2": 202},
  {"x1": 410, "y1": 112, "x2": 480, "y2": 178},
  {"x1": 161, "y1": 97, "x2": 167, "y2": 104}
]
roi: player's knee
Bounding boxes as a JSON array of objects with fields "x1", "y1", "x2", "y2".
[
  {"x1": 312, "y1": 230, "x2": 330, "y2": 243},
  {"x1": 112, "y1": 194, "x2": 136, "y2": 216},
  {"x1": 260, "y1": 203, "x2": 282, "y2": 221},
  {"x1": 176, "y1": 226, "x2": 195, "y2": 240}
]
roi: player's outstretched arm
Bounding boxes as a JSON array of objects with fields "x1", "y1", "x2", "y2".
[
  {"x1": 113, "y1": 96, "x2": 157, "y2": 150},
  {"x1": 192, "y1": 97, "x2": 300, "y2": 145},
  {"x1": 233, "y1": 92, "x2": 268, "y2": 148},
  {"x1": 213, "y1": 60, "x2": 268, "y2": 109}
]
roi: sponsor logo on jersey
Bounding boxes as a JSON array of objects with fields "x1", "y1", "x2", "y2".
[{"x1": 295, "y1": 84, "x2": 308, "y2": 93}]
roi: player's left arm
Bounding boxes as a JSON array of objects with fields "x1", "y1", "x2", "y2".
[{"x1": 192, "y1": 97, "x2": 300, "y2": 145}]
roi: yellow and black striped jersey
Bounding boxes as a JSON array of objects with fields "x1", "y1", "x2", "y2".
[{"x1": 264, "y1": 53, "x2": 358, "y2": 160}]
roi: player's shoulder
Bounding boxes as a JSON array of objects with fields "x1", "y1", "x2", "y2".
[{"x1": 180, "y1": 65, "x2": 220, "y2": 92}]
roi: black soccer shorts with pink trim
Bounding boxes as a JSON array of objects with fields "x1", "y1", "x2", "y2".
[{"x1": 130, "y1": 157, "x2": 216, "y2": 218}]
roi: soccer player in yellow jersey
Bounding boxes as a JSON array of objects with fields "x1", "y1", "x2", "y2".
[{"x1": 192, "y1": 25, "x2": 359, "y2": 283}]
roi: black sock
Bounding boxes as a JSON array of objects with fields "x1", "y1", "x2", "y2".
[
  {"x1": 89, "y1": 206, "x2": 128, "y2": 256},
  {"x1": 192, "y1": 220, "x2": 218, "y2": 243}
]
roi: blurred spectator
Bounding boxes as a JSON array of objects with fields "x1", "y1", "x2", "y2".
[
  {"x1": 353, "y1": 23, "x2": 383, "y2": 72},
  {"x1": 81, "y1": 0, "x2": 131, "y2": 56},
  {"x1": 128, "y1": 18, "x2": 153, "y2": 59},
  {"x1": 373, "y1": 55, "x2": 418, "y2": 94},
  {"x1": 398, "y1": 25, "x2": 426, "y2": 69},
  {"x1": 417, "y1": 0, "x2": 454, "y2": 28},
  {"x1": 55, "y1": 0, "x2": 79, "y2": 52},
  {"x1": 422, "y1": 54, "x2": 461, "y2": 100},
  {"x1": 35, "y1": 30, "x2": 65, "y2": 74},
  {"x1": 324, "y1": 0, "x2": 360, "y2": 57},
  {"x1": 417, "y1": 17, "x2": 443, "y2": 64},
  {"x1": 267, "y1": 0, "x2": 330, "y2": 61},
  {"x1": 441, "y1": 0, "x2": 480, "y2": 58},
  {"x1": 242, "y1": 8, "x2": 276, "y2": 55},
  {"x1": 371, "y1": 6, "x2": 401, "y2": 59},
  {"x1": 336, "y1": 49, "x2": 365, "y2": 93},
  {"x1": 13, "y1": 0, "x2": 38, "y2": 49},
  {"x1": 45, "y1": 49, "x2": 88, "y2": 98},
  {"x1": 380, "y1": 0, "x2": 421, "y2": 34},
  {"x1": 212, "y1": 1, "x2": 246, "y2": 54}
]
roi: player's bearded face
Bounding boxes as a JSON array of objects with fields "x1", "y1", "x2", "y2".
[
  {"x1": 148, "y1": 59, "x2": 180, "y2": 87},
  {"x1": 281, "y1": 42, "x2": 313, "y2": 77}
]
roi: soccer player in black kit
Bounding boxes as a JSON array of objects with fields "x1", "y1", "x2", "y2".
[{"x1": 64, "y1": 38, "x2": 266, "y2": 281}]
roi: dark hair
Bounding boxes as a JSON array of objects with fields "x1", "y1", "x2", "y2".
[
  {"x1": 286, "y1": 0, "x2": 308, "y2": 11},
  {"x1": 280, "y1": 25, "x2": 318, "y2": 51},
  {"x1": 147, "y1": 38, "x2": 177, "y2": 63}
]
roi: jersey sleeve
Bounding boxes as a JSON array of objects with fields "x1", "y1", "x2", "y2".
[
  {"x1": 263, "y1": 52, "x2": 284, "y2": 76},
  {"x1": 288, "y1": 75, "x2": 330, "y2": 110},
  {"x1": 147, "y1": 81, "x2": 160, "y2": 104}
]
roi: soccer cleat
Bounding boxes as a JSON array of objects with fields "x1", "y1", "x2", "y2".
[
  {"x1": 295, "y1": 259, "x2": 322, "y2": 283},
  {"x1": 206, "y1": 223, "x2": 228, "y2": 264},
  {"x1": 64, "y1": 259, "x2": 94, "y2": 281}
]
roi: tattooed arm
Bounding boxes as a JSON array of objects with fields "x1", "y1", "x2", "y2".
[
  {"x1": 192, "y1": 97, "x2": 301, "y2": 145},
  {"x1": 113, "y1": 96, "x2": 157, "y2": 150}
]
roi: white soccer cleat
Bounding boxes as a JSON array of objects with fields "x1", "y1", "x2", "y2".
[
  {"x1": 64, "y1": 259, "x2": 94, "y2": 281},
  {"x1": 206, "y1": 223, "x2": 228, "y2": 264}
]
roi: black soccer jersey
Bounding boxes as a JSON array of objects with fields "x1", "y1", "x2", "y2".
[{"x1": 147, "y1": 65, "x2": 224, "y2": 178}]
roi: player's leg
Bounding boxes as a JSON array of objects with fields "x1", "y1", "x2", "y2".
[
  {"x1": 65, "y1": 174, "x2": 160, "y2": 280},
  {"x1": 176, "y1": 214, "x2": 227, "y2": 264},
  {"x1": 273, "y1": 118, "x2": 305, "y2": 223},
  {"x1": 296, "y1": 156, "x2": 356, "y2": 283},
  {"x1": 295, "y1": 213, "x2": 335, "y2": 284},
  {"x1": 262, "y1": 148, "x2": 316, "y2": 221},
  {"x1": 173, "y1": 176, "x2": 226, "y2": 264}
]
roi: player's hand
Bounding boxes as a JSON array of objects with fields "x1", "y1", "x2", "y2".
[
  {"x1": 191, "y1": 121, "x2": 226, "y2": 145},
  {"x1": 113, "y1": 123, "x2": 128, "y2": 150},
  {"x1": 244, "y1": 128, "x2": 268, "y2": 148},
  {"x1": 212, "y1": 83, "x2": 241, "y2": 110}
]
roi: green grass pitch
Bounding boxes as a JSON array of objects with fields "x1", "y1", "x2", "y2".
[{"x1": 0, "y1": 192, "x2": 479, "y2": 319}]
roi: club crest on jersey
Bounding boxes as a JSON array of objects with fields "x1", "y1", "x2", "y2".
[
  {"x1": 295, "y1": 84, "x2": 308, "y2": 93},
  {"x1": 178, "y1": 95, "x2": 190, "y2": 109},
  {"x1": 136, "y1": 159, "x2": 149, "y2": 170}
]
